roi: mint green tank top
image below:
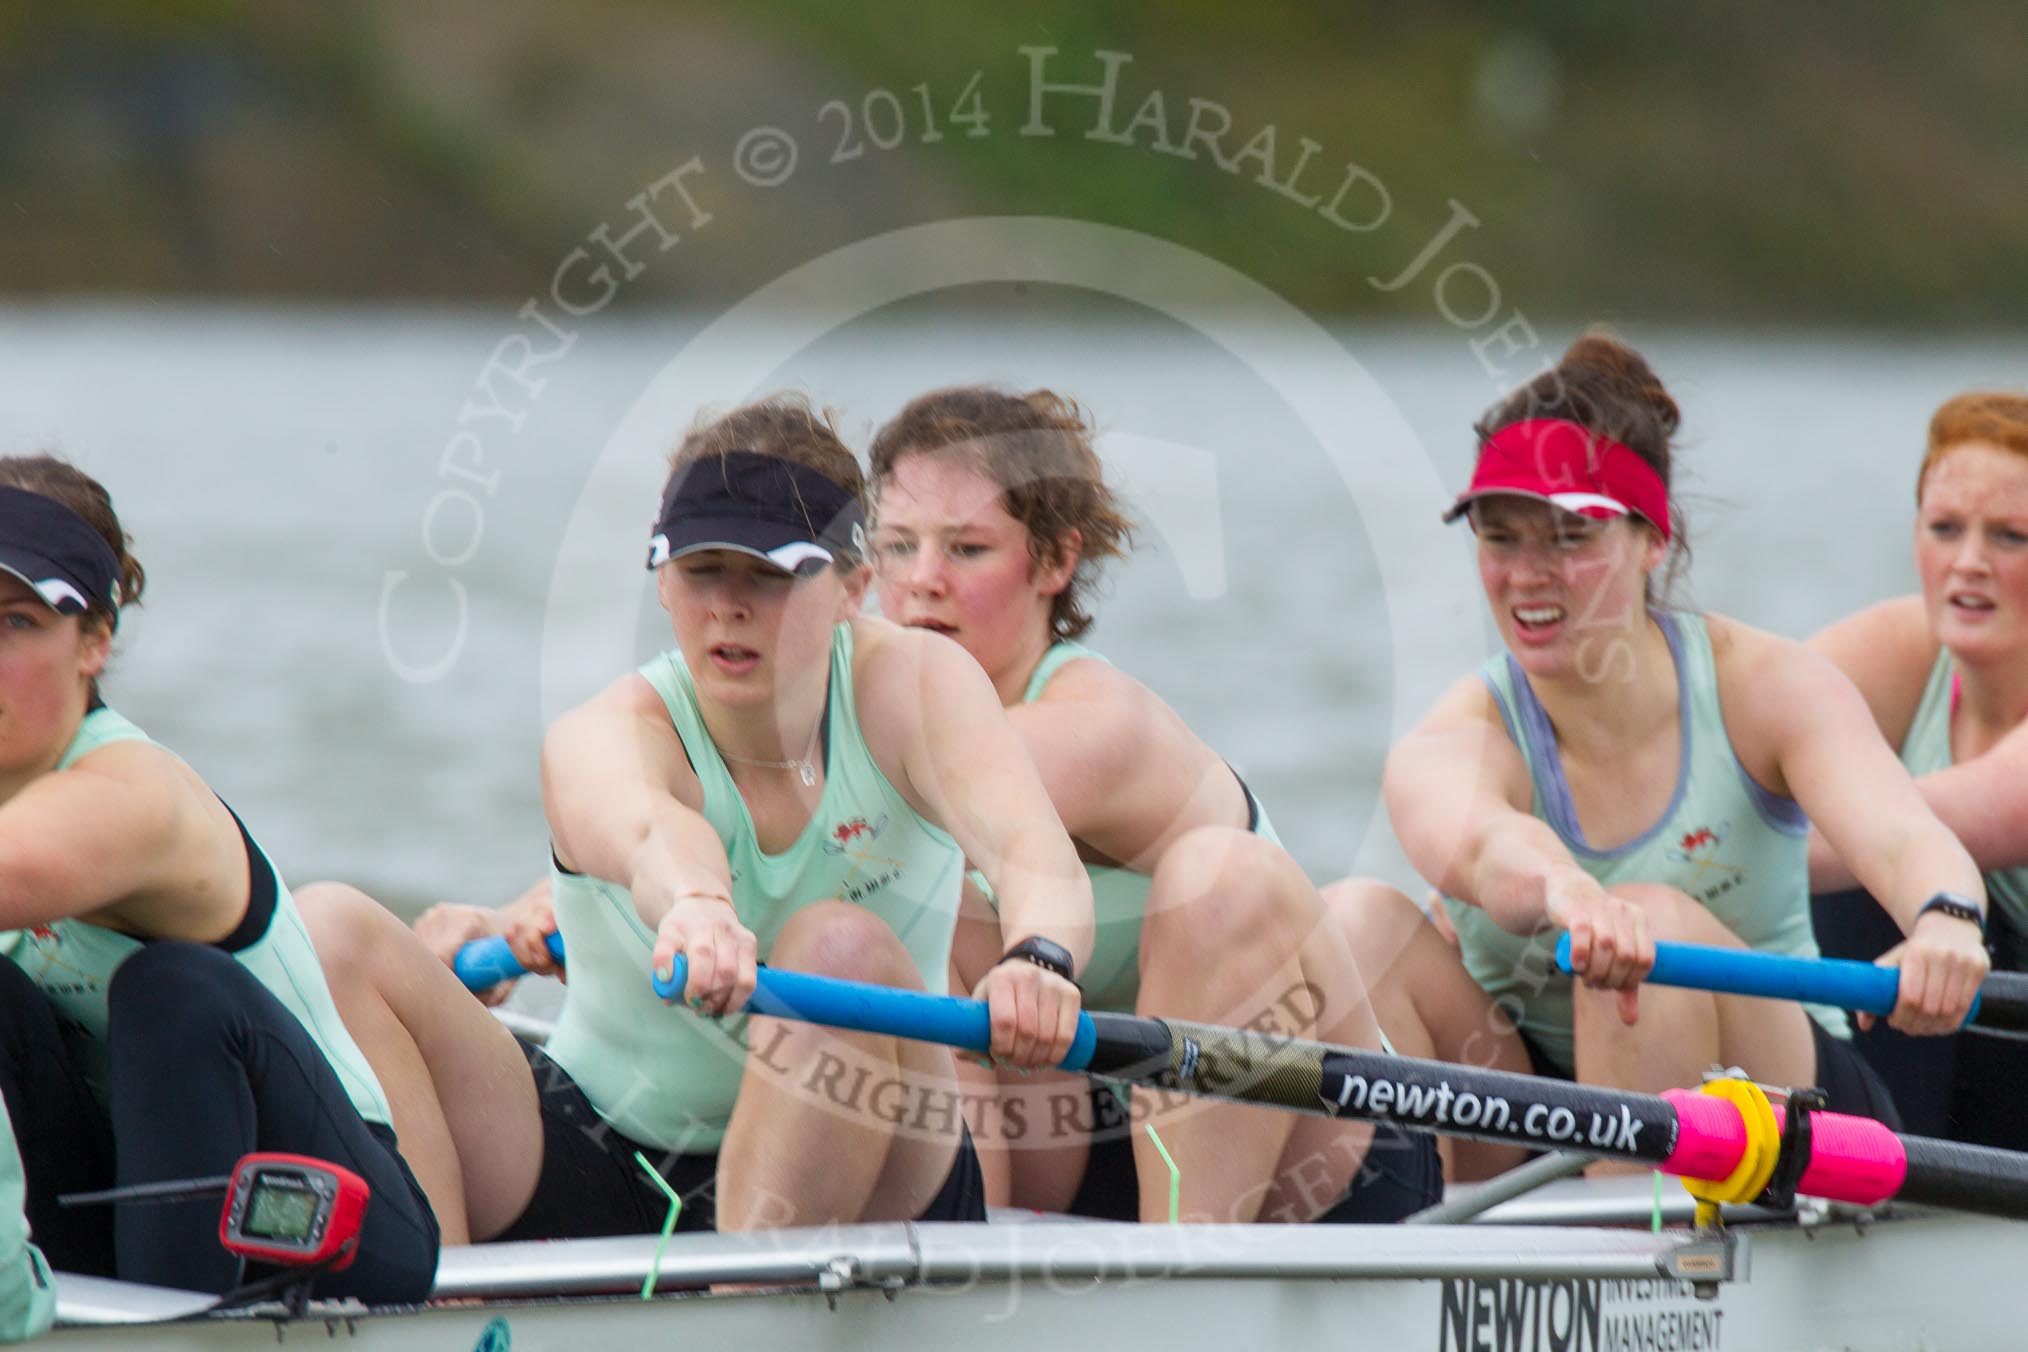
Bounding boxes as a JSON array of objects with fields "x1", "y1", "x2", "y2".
[
  {"x1": 544, "y1": 624, "x2": 966, "y2": 1154},
  {"x1": 1899, "y1": 648, "x2": 2028, "y2": 941},
  {"x1": 0, "y1": 708, "x2": 390, "y2": 1125},
  {"x1": 0, "y1": 1096, "x2": 51, "y2": 1344},
  {"x1": 1443, "y1": 612, "x2": 1845, "y2": 1075}
]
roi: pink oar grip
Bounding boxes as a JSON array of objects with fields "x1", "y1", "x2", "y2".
[
  {"x1": 1660, "y1": 1087, "x2": 1748, "y2": 1180},
  {"x1": 1780, "y1": 1106, "x2": 1907, "y2": 1205},
  {"x1": 1656, "y1": 1088, "x2": 1909, "y2": 1205}
]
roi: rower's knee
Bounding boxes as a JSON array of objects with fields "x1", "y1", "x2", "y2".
[
  {"x1": 1610, "y1": 883, "x2": 1742, "y2": 947},
  {"x1": 1322, "y1": 878, "x2": 1424, "y2": 951},
  {"x1": 771, "y1": 901, "x2": 915, "y2": 988},
  {"x1": 1322, "y1": 876, "x2": 1417, "y2": 919},
  {"x1": 1144, "y1": 826, "x2": 1307, "y2": 957},
  {"x1": 295, "y1": 881, "x2": 396, "y2": 983},
  {"x1": 108, "y1": 942, "x2": 252, "y2": 1037}
]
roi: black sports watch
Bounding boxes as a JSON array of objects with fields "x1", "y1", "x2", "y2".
[
  {"x1": 998, "y1": 935, "x2": 1076, "y2": 984},
  {"x1": 1916, "y1": 892, "x2": 1986, "y2": 933}
]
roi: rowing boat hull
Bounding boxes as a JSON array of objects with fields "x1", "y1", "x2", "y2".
[{"x1": 43, "y1": 1195, "x2": 2020, "y2": 1351}]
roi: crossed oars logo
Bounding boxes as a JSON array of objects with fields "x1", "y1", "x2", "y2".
[
  {"x1": 822, "y1": 813, "x2": 904, "y2": 873},
  {"x1": 1667, "y1": 823, "x2": 1746, "y2": 888}
]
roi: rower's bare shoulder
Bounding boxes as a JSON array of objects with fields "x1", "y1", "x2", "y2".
[
  {"x1": 1384, "y1": 672, "x2": 1532, "y2": 834},
  {"x1": 1708, "y1": 613, "x2": 1884, "y2": 762},
  {"x1": 62, "y1": 736, "x2": 191, "y2": 793},
  {"x1": 1018, "y1": 657, "x2": 1225, "y2": 851},
  {"x1": 57, "y1": 740, "x2": 213, "y2": 851},
  {"x1": 1030, "y1": 651, "x2": 1146, "y2": 715},
  {"x1": 850, "y1": 615, "x2": 980, "y2": 703},
  {"x1": 542, "y1": 670, "x2": 695, "y2": 805},
  {"x1": 9, "y1": 740, "x2": 226, "y2": 933},
  {"x1": 1807, "y1": 595, "x2": 1932, "y2": 671},
  {"x1": 1806, "y1": 596, "x2": 1938, "y2": 737},
  {"x1": 847, "y1": 612, "x2": 903, "y2": 663},
  {"x1": 551, "y1": 670, "x2": 673, "y2": 741},
  {"x1": 1416, "y1": 670, "x2": 1507, "y2": 734},
  {"x1": 848, "y1": 617, "x2": 1006, "y2": 774},
  {"x1": 1387, "y1": 673, "x2": 1525, "y2": 793},
  {"x1": 1709, "y1": 612, "x2": 1867, "y2": 691},
  {"x1": 1026, "y1": 654, "x2": 1202, "y2": 764},
  {"x1": 1706, "y1": 613, "x2": 1824, "y2": 695}
]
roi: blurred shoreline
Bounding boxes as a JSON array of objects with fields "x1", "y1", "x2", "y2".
[{"x1": 5, "y1": 4, "x2": 2025, "y2": 324}]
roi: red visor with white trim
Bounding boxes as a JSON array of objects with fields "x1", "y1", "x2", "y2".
[{"x1": 1441, "y1": 418, "x2": 1671, "y2": 542}]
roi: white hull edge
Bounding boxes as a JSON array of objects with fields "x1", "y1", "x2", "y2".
[{"x1": 43, "y1": 1204, "x2": 2018, "y2": 1351}]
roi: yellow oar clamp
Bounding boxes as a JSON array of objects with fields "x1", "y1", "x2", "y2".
[{"x1": 1680, "y1": 1076, "x2": 1781, "y2": 1217}]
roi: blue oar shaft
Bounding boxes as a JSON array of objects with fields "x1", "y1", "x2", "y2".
[
  {"x1": 649, "y1": 956, "x2": 1103, "y2": 1070},
  {"x1": 1554, "y1": 934, "x2": 2028, "y2": 1030},
  {"x1": 451, "y1": 932, "x2": 565, "y2": 991},
  {"x1": 450, "y1": 936, "x2": 1105, "y2": 1068}
]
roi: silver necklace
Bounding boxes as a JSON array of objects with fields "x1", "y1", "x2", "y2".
[{"x1": 718, "y1": 721, "x2": 822, "y2": 787}]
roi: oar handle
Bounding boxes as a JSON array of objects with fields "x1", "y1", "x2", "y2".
[
  {"x1": 650, "y1": 956, "x2": 1100, "y2": 1070},
  {"x1": 1554, "y1": 934, "x2": 2028, "y2": 1030},
  {"x1": 452, "y1": 931, "x2": 566, "y2": 991},
  {"x1": 451, "y1": 936, "x2": 1109, "y2": 1066}
]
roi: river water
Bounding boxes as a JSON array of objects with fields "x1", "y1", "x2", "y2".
[{"x1": 0, "y1": 301, "x2": 2020, "y2": 915}]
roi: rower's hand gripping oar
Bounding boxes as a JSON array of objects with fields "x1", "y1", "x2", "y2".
[
  {"x1": 1552, "y1": 934, "x2": 2028, "y2": 1031},
  {"x1": 453, "y1": 931, "x2": 565, "y2": 991},
  {"x1": 454, "y1": 933, "x2": 1112, "y2": 1065},
  {"x1": 644, "y1": 957, "x2": 1104, "y2": 1070},
  {"x1": 456, "y1": 938, "x2": 2028, "y2": 1220},
  {"x1": 456, "y1": 932, "x2": 1109, "y2": 1067}
]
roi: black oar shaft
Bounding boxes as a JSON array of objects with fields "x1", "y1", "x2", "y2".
[
  {"x1": 1900, "y1": 1137, "x2": 2028, "y2": 1217},
  {"x1": 1972, "y1": 972, "x2": 2028, "y2": 1031},
  {"x1": 1095, "y1": 1011, "x2": 2028, "y2": 1221},
  {"x1": 1087, "y1": 1013, "x2": 1681, "y2": 1167}
]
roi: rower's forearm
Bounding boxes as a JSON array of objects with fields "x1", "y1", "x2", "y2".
[
  {"x1": 625, "y1": 806, "x2": 735, "y2": 931},
  {"x1": 1807, "y1": 828, "x2": 1859, "y2": 894},
  {"x1": 554, "y1": 798, "x2": 729, "y2": 930},
  {"x1": 1465, "y1": 816, "x2": 1566, "y2": 934},
  {"x1": 985, "y1": 827, "x2": 1094, "y2": 973},
  {"x1": 1878, "y1": 829, "x2": 1987, "y2": 934}
]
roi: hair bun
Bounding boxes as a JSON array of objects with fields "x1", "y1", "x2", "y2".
[{"x1": 1559, "y1": 331, "x2": 1681, "y2": 440}]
